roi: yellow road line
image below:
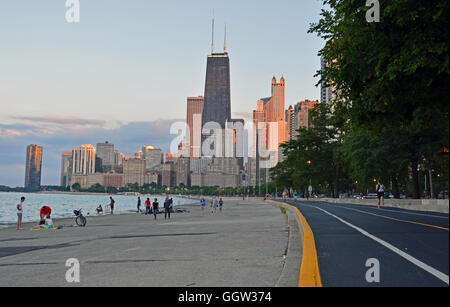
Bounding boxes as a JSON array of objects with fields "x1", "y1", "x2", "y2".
[
  {"x1": 273, "y1": 200, "x2": 322, "y2": 287},
  {"x1": 269, "y1": 200, "x2": 322, "y2": 286},
  {"x1": 295, "y1": 205, "x2": 323, "y2": 287},
  {"x1": 337, "y1": 205, "x2": 449, "y2": 231}
]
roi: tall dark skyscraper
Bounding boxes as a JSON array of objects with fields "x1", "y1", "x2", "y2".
[
  {"x1": 25, "y1": 144, "x2": 43, "y2": 188},
  {"x1": 202, "y1": 52, "x2": 232, "y2": 129}
]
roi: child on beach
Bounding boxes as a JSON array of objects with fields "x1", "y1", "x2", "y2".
[
  {"x1": 201, "y1": 199, "x2": 206, "y2": 216},
  {"x1": 32, "y1": 214, "x2": 54, "y2": 230}
]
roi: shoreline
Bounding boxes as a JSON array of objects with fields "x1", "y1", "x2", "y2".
[{"x1": 1, "y1": 203, "x2": 198, "y2": 230}]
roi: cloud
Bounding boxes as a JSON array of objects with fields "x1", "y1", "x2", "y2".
[
  {"x1": 232, "y1": 112, "x2": 252, "y2": 120},
  {"x1": 13, "y1": 116, "x2": 106, "y2": 127},
  {"x1": 0, "y1": 128, "x2": 22, "y2": 138}
]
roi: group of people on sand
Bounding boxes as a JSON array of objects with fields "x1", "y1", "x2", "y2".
[
  {"x1": 137, "y1": 196, "x2": 173, "y2": 220},
  {"x1": 200, "y1": 196, "x2": 224, "y2": 216},
  {"x1": 16, "y1": 196, "x2": 54, "y2": 230},
  {"x1": 95, "y1": 196, "x2": 115, "y2": 215},
  {"x1": 15, "y1": 194, "x2": 227, "y2": 230}
]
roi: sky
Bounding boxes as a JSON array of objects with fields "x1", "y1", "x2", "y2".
[{"x1": 0, "y1": 0, "x2": 325, "y2": 186}]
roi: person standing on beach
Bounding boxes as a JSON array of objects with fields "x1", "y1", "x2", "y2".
[
  {"x1": 109, "y1": 197, "x2": 115, "y2": 215},
  {"x1": 152, "y1": 198, "x2": 159, "y2": 220},
  {"x1": 219, "y1": 198, "x2": 224, "y2": 213},
  {"x1": 137, "y1": 197, "x2": 141, "y2": 213},
  {"x1": 16, "y1": 196, "x2": 25, "y2": 230},
  {"x1": 164, "y1": 196, "x2": 172, "y2": 220},
  {"x1": 145, "y1": 198, "x2": 151, "y2": 215}
]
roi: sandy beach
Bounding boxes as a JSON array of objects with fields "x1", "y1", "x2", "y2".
[{"x1": 0, "y1": 199, "x2": 298, "y2": 287}]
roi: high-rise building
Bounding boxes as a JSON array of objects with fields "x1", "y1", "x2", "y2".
[
  {"x1": 176, "y1": 157, "x2": 191, "y2": 187},
  {"x1": 161, "y1": 162, "x2": 176, "y2": 188},
  {"x1": 298, "y1": 100, "x2": 320, "y2": 129},
  {"x1": 320, "y1": 56, "x2": 334, "y2": 105},
  {"x1": 252, "y1": 77, "x2": 287, "y2": 166},
  {"x1": 201, "y1": 51, "x2": 232, "y2": 158},
  {"x1": 202, "y1": 53, "x2": 231, "y2": 130},
  {"x1": 285, "y1": 100, "x2": 320, "y2": 140},
  {"x1": 123, "y1": 158, "x2": 146, "y2": 186},
  {"x1": 142, "y1": 146, "x2": 164, "y2": 170},
  {"x1": 186, "y1": 96, "x2": 204, "y2": 158},
  {"x1": 72, "y1": 144, "x2": 96, "y2": 175},
  {"x1": 60, "y1": 151, "x2": 72, "y2": 187},
  {"x1": 286, "y1": 106, "x2": 296, "y2": 141},
  {"x1": 96, "y1": 142, "x2": 115, "y2": 173},
  {"x1": 24, "y1": 144, "x2": 43, "y2": 188}
]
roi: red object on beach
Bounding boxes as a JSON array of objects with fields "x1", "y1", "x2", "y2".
[{"x1": 40, "y1": 206, "x2": 52, "y2": 215}]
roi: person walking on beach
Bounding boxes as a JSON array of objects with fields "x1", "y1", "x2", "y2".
[
  {"x1": 16, "y1": 196, "x2": 25, "y2": 230},
  {"x1": 164, "y1": 196, "x2": 172, "y2": 220},
  {"x1": 376, "y1": 180, "x2": 385, "y2": 209},
  {"x1": 211, "y1": 196, "x2": 218, "y2": 213},
  {"x1": 145, "y1": 198, "x2": 151, "y2": 215},
  {"x1": 218, "y1": 198, "x2": 224, "y2": 213},
  {"x1": 201, "y1": 198, "x2": 206, "y2": 216},
  {"x1": 109, "y1": 197, "x2": 115, "y2": 215},
  {"x1": 137, "y1": 197, "x2": 142, "y2": 213},
  {"x1": 152, "y1": 198, "x2": 159, "y2": 220}
]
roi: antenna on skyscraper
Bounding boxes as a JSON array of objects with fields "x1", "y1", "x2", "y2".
[
  {"x1": 211, "y1": 10, "x2": 215, "y2": 54},
  {"x1": 224, "y1": 23, "x2": 227, "y2": 53}
]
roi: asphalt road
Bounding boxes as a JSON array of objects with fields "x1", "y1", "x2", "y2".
[{"x1": 284, "y1": 200, "x2": 449, "y2": 287}]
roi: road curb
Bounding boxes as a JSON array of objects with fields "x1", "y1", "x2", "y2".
[
  {"x1": 274, "y1": 203, "x2": 302, "y2": 287},
  {"x1": 268, "y1": 200, "x2": 322, "y2": 287}
]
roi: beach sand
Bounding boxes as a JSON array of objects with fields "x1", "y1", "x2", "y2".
[{"x1": 0, "y1": 199, "x2": 291, "y2": 287}]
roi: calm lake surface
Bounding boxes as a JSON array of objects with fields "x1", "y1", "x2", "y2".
[{"x1": 0, "y1": 192, "x2": 198, "y2": 226}]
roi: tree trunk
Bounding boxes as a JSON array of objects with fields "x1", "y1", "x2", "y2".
[
  {"x1": 429, "y1": 169, "x2": 435, "y2": 199},
  {"x1": 411, "y1": 161, "x2": 421, "y2": 199},
  {"x1": 333, "y1": 167, "x2": 340, "y2": 198},
  {"x1": 392, "y1": 175, "x2": 400, "y2": 199}
]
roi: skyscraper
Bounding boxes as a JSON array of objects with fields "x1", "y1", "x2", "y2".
[
  {"x1": 202, "y1": 53, "x2": 231, "y2": 130},
  {"x1": 24, "y1": 144, "x2": 43, "y2": 188},
  {"x1": 320, "y1": 56, "x2": 334, "y2": 105},
  {"x1": 72, "y1": 144, "x2": 96, "y2": 175},
  {"x1": 142, "y1": 146, "x2": 164, "y2": 170},
  {"x1": 96, "y1": 141, "x2": 115, "y2": 173},
  {"x1": 186, "y1": 96, "x2": 204, "y2": 158},
  {"x1": 60, "y1": 151, "x2": 72, "y2": 187},
  {"x1": 285, "y1": 100, "x2": 320, "y2": 141},
  {"x1": 123, "y1": 158, "x2": 146, "y2": 186},
  {"x1": 252, "y1": 77, "x2": 287, "y2": 165}
]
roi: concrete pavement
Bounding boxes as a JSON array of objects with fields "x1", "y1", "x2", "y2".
[{"x1": 0, "y1": 199, "x2": 294, "y2": 287}]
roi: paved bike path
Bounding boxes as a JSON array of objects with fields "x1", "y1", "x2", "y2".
[{"x1": 286, "y1": 200, "x2": 449, "y2": 287}]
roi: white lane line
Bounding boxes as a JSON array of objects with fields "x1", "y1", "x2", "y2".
[
  {"x1": 341, "y1": 204, "x2": 449, "y2": 220},
  {"x1": 315, "y1": 207, "x2": 449, "y2": 285}
]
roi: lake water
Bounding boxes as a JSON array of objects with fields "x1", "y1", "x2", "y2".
[{"x1": 0, "y1": 192, "x2": 198, "y2": 226}]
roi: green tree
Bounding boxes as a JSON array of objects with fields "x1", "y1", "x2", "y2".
[
  {"x1": 309, "y1": 0, "x2": 449, "y2": 198},
  {"x1": 273, "y1": 104, "x2": 347, "y2": 197},
  {"x1": 71, "y1": 183, "x2": 81, "y2": 192}
]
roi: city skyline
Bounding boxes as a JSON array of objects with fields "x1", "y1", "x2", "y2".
[{"x1": 0, "y1": 1, "x2": 325, "y2": 186}]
